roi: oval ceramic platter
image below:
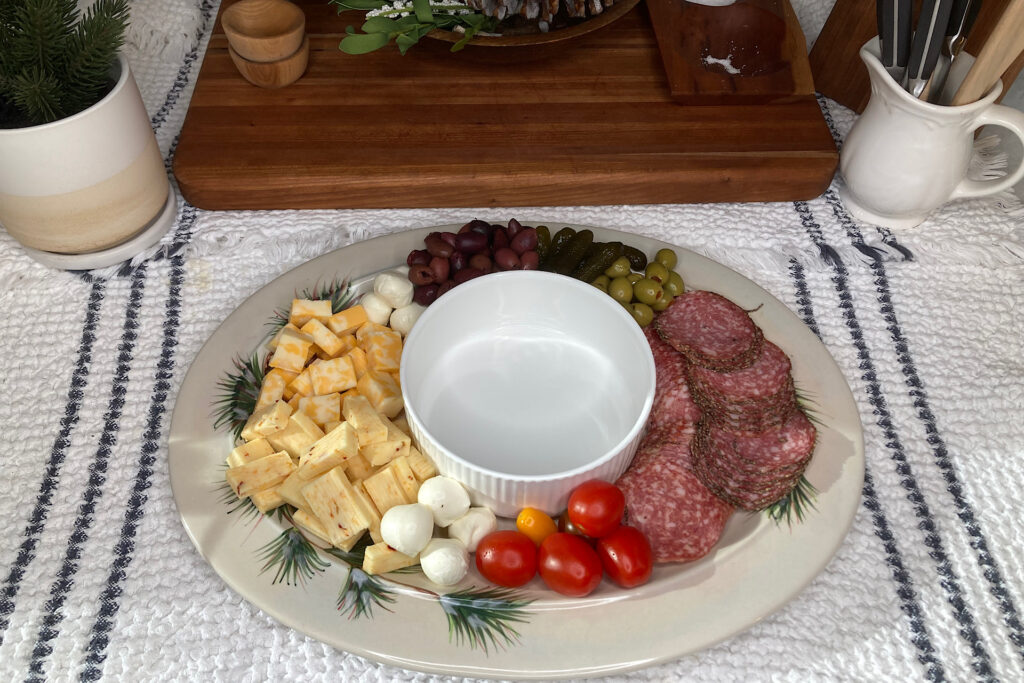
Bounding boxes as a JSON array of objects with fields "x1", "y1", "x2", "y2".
[{"x1": 169, "y1": 224, "x2": 865, "y2": 679}]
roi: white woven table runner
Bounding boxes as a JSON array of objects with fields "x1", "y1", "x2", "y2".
[{"x1": 1, "y1": 0, "x2": 1023, "y2": 680}]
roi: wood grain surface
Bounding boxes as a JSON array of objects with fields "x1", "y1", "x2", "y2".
[{"x1": 172, "y1": 0, "x2": 837, "y2": 209}]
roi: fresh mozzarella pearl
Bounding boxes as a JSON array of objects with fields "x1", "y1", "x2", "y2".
[
  {"x1": 360, "y1": 292, "x2": 393, "y2": 325},
  {"x1": 447, "y1": 507, "x2": 497, "y2": 553},
  {"x1": 419, "y1": 538, "x2": 469, "y2": 586},
  {"x1": 389, "y1": 303, "x2": 425, "y2": 337},
  {"x1": 379, "y1": 503, "x2": 434, "y2": 557},
  {"x1": 373, "y1": 271, "x2": 414, "y2": 309},
  {"x1": 417, "y1": 476, "x2": 471, "y2": 527}
]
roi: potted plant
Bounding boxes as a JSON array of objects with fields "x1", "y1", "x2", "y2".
[{"x1": 0, "y1": 0, "x2": 175, "y2": 268}]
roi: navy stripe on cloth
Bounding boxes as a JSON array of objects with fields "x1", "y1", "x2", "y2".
[
  {"x1": 796, "y1": 199, "x2": 996, "y2": 680},
  {"x1": 0, "y1": 283, "x2": 105, "y2": 647},
  {"x1": 823, "y1": 188, "x2": 1024, "y2": 667},
  {"x1": 787, "y1": 250, "x2": 945, "y2": 681},
  {"x1": 25, "y1": 267, "x2": 147, "y2": 681}
]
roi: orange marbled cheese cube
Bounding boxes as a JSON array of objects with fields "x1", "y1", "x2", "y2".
[
  {"x1": 299, "y1": 392, "x2": 342, "y2": 428},
  {"x1": 327, "y1": 305, "x2": 368, "y2": 337},
  {"x1": 268, "y1": 327, "x2": 314, "y2": 374},
  {"x1": 309, "y1": 355, "x2": 357, "y2": 396},
  {"x1": 356, "y1": 369, "x2": 404, "y2": 419},
  {"x1": 256, "y1": 368, "x2": 297, "y2": 411},
  {"x1": 289, "y1": 299, "x2": 333, "y2": 328}
]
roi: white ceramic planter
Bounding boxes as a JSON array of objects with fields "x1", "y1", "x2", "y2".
[{"x1": 0, "y1": 54, "x2": 172, "y2": 260}]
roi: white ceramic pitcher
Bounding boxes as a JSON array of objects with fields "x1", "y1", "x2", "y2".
[{"x1": 840, "y1": 39, "x2": 1024, "y2": 229}]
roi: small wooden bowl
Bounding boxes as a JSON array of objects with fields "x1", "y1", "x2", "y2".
[
  {"x1": 222, "y1": 0, "x2": 305, "y2": 63},
  {"x1": 229, "y1": 34, "x2": 309, "y2": 88}
]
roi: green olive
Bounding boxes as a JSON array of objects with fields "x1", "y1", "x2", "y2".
[
  {"x1": 608, "y1": 276, "x2": 634, "y2": 303},
  {"x1": 626, "y1": 272, "x2": 642, "y2": 285},
  {"x1": 655, "y1": 248, "x2": 678, "y2": 270},
  {"x1": 630, "y1": 302, "x2": 655, "y2": 327},
  {"x1": 652, "y1": 292, "x2": 673, "y2": 312},
  {"x1": 645, "y1": 262, "x2": 670, "y2": 284},
  {"x1": 633, "y1": 278, "x2": 664, "y2": 306},
  {"x1": 664, "y1": 271, "x2": 685, "y2": 297},
  {"x1": 604, "y1": 256, "x2": 632, "y2": 279},
  {"x1": 591, "y1": 275, "x2": 610, "y2": 292}
]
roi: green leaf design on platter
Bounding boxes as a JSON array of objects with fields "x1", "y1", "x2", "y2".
[
  {"x1": 765, "y1": 475, "x2": 818, "y2": 526},
  {"x1": 213, "y1": 352, "x2": 265, "y2": 441},
  {"x1": 257, "y1": 526, "x2": 331, "y2": 586},
  {"x1": 215, "y1": 478, "x2": 262, "y2": 522},
  {"x1": 337, "y1": 567, "x2": 397, "y2": 619},
  {"x1": 268, "y1": 276, "x2": 356, "y2": 331},
  {"x1": 440, "y1": 587, "x2": 532, "y2": 653}
]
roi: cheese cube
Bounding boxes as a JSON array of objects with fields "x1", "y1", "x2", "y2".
[
  {"x1": 388, "y1": 455, "x2": 421, "y2": 501},
  {"x1": 323, "y1": 420, "x2": 342, "y2": 433},
  {"x1": 355, "y1": 321, "x2": 392, "y2": 344},
  {"x1": 362, "y1": 466, "x2": 410, "y2": 515},
  {"x1": 268, "y1": 328, "x2": 314, "y2": 374},
  {"x1": 391, "y1": 413, "x2": 411, "y2": 436},
  {"x1": 337, "y1": 334, "x2": 358, "y2": 356},
  {"x1": 342, "y1": 394, "x2": 388, "y2": 446},
  {"x1": 226, "y1": 437, "x2": 276, "y2": 468},
  {"x1": 344, "y1": 451, "x2": 376, "y2": 481},
  {"x1": 226, "y1": 451, "x2": 295, "y2": 498},
  {"x1": 362, "y1": 329, "x2": 403, "y2": 373},
  {"x1": 299, "y1": 421, "x2": 358, "y2": 480},
  {"x1": 266, "y1": 323, "x2": 300, "y2": 352},
  {"x1": 266, "y1": 413, "x2": 325, "y2": 459},
  {"x1": 362, "y1": 415, "x2": 411, "y2": 466},
  {"x1": 327, "y1": 305, "x2": 369, "y2": 336},
  {"x1": 275, "y1": 470, "x2": 312, "y2": 511},
  {"x1": 291, "y1": 508, "x2": 332, "y2": 546},
  {"x1": 362, "y1": 542, "x2": 418, "y2": 575},
  {"x1": 406, "y1": 446, "x2": 438, "y2": 481},
  {"x1": 357, "y1": 370, "x2": 404, "y2": 419},
  {"x1": 287, "y1": 394, "x2": 302, "y2": 411},
  {"x1": 250, "y1": 488, "x2": 286, "y2": 513},
  {"x1": 300, "y1": 319, "x2": 345, "y2": 358},
  {"x1": 255, "y1": 368, "x2": 296, "y2": 411},
  {"x1": 352, "y1": 480, "x2": 383, "y2": 543},
  {"x1": 309, "y1": 356, "x2": 357, "y2": 396},
  {"x1": 289, "y1": 298, "x2": 333, "y2": 327},
  {"x1": 299, "y1": 392, "x2": 342, "y2": 428},
  {"x1": 287, "y1": 368, "x2": 314, "y2": 398},
  {"x1": 346, "y1": 346, "x2": 369, "y2": 379},
  {"x1": 302, "y1": 467, "x2": 372, "y2": 547},
  {"x1": 240, "y1": 400, "x2": 293, "y2": 441}
]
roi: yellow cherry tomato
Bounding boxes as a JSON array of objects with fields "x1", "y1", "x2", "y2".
[{"x1": 516, "y1": 507, "x2": 558, "y2": 547}]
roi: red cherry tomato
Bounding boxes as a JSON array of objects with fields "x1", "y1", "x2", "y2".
[
  {"x1": 475, "y1": 530, "x2": 537, "y2": 588},
  {"x1": 596, "y1": 525, "x2": 653, "y2": 588},
  {"x1": 538, "y1": 532, "x2": 603, "y2": 597},
  {"x1": 567, "y1": 480, "x2": 626, "y2": 538}
]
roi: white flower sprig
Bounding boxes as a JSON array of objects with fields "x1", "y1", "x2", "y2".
[{"x1": 366, "y1": 0, "x2": 475, "y2": 18}]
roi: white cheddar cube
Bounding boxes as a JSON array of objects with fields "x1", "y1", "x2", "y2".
[
  {"x1": 362, "y1": 542, "x2": 418, "y2": 575},
  {"x1": 388, "y1": 455, "x2": 421, "y2": 502},
  {"x1": 289, "y1": 299, "x2": 333, "y2": 328},
  {"x1": 298, "y1": 392, "x2": 342, "y2": 428},
  {"x1": 309, "y1": 356, "x2": 357, "y2": 396},
  {"x1": 299, "y1": 421, "x2": 358, "y2": 480},
  {"x1": 226, "y1": 451, "x2": 295, "y2": 498},
  {"x1": 406, "y1": 446, "x2": 437, "y2": 481},
  {"x1": 255, "y1": 368, "x2": 295, "y2": 411},
  {"x1": 327, "y1": 306, "x2": 368, "y2": 336},
  {"x1": 362, "y1": 466, "x2": 410, "y2": 515},
  {"x1": 342, "y1": 394, "x2": 388, "y2": 446},
  {"x1": 268, "y1": 327, "x2": 314, "y2": 374},
  {"x1": 240, "y1": 400, "x2": 293, "y2": 442},
  {"x1": 226, "y1": 437, "x2": 276, "y2": 468},
  {"x1": 301, "y1": 319, "x2": 345, "y2": 358},
  {"x1": 250, "y1": 488, "x2": 286, "y2": 513},
  {"x1": 266, "y1": 413, "x2": 325, "y2": 459},
  {"x1": 357, "y1": 370, "x2": 404, "y2": 419},
  {"x1": 302, "y1": 467, "x2": 371, "y2": 548}
]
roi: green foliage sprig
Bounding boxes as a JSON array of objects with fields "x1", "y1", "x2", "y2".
[
  {"x1": 0, "y1": 0, "x2": 130, "y2": 128},
  {"x1": 331, "y1": 0, "x2": 498, "y2": 55}
]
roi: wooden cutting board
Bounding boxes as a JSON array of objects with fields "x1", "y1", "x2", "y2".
[{"x1": 172, "y1": 0, "x2": 837, "y2": 209}]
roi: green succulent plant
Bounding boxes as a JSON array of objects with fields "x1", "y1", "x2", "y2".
[{"x1": 0, "y1": 0, "x2": 130, "y2": 128}]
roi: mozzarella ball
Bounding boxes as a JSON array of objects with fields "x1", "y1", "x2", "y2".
[
  {"x1": 389, "y1": 303, "x2": 425, "y2": 337},
  {"x1": 373, "y1": 271, "x2": 414, "y2": 309},
  {"x1": 417, "y1": 476, "x2": 471, "y2": 527},
  {"x1": 419, "y1": 538, "x2": 469, "y2": 586},
  {"x1": 379, "y1": 503, "x2": 434, "y2": 557},
  {"x1": 447, "y1": 507, "x2": 497, "y2": 553},
  {"x1": 360, "y1": 292, "x2": 393, "y2": 325}
]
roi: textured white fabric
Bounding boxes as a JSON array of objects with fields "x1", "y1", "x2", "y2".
[{"x1": 2, "y1": 1, "x2": 1024, "y2": 681}]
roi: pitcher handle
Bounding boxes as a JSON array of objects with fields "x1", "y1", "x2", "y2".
[{"x1": 951, "y1": 104, "x2": 1024, "y2": 199}]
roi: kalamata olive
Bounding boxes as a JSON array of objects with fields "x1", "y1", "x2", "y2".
[
  {"x1": 491, "y1": 227, "x2": 510, "y2": 251},
  {"x1": 429, "y1": 255, "x2": 450, "y2": 284},
  {"x1": 453, "y1": 267, "x2": 485, "y2": 284},
  {"x1": 436, "y1": 280, "x2": 455, "y2": 298},
  {"x1": 454, "y1": 231, "x2": 488, "y2": 254},
  {"x1": 458, "y1": 221, "x2": 475, "y2": 234},
  {"x1": 408, "y1": 264, "x2": 434, "y2": 286},
  {"x1": 413, "y1": 284, "x2": 439, "y2": 306},
  {"x1": 494, "y1": 247, "x2": 521, "y2": 271},
  {"x1": 510, "y1": 227, "x2": 538, "y2": 255},
  {"x1": 469, "y1": 253, "x2": 492, "y2": 271},
  {"x1": 407, "y1": 249, "x2": 431, "y2": 267},
  {"x1": 449, "y1": 250, "x2": 468, "y2": 273},
  {"x1": 439, "y1": 232, "x2": 457, "y2": 247},
  {"x1": 520, "y1": 250, "x2": 540, "y2": 270},
  {"x1": 507, "y1": 218, "x2": 524, "y2": 238},
  {"x1": 468, "y1": 220, "x2": 492, "y2": 236},
  {"x1": 424, "y1": 232, "x2": 453, "y2": 258}
]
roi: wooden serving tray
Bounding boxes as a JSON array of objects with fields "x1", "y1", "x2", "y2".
[{"x1": 172, "y1": 0, "x2": 837, "y2": 209}]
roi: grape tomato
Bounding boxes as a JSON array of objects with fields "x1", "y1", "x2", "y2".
[
  {"x1": 567, "y1": 480, "x2": 626, "y2": 538},
  {"x1": 596, "y1": 525, "x2": 653, "y2": 588},
  {"x1": 538, "y1": 533, "x2": 603, "y2": 597},
  {"x1": 475, "y1": 530, "x2": 537, "y2": 588}
]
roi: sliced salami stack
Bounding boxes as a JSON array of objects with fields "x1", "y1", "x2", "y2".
[{"x1": 653, "y1": 290, "x2": 763, "y2": 372}]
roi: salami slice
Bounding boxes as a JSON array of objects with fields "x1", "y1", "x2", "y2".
[
  {"x1": 617, "y1": 440, "x2": 733, "y2": 563},
  {"x1": 644, "y1": 326, "x2": 702, "y2": 431},
  {"x1": 689, "y1": 341, "x2": 792, "y2": 401},
  {"x1": 654, "y1": 290, "x2": 763, "y2": 372}
]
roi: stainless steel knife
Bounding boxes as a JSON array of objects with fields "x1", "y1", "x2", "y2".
[
  {"x1": 905, "y1": 0, "x2": 956, "y2": 97},
  {"x1": 925, "y1": 0, "x2": 981, "y2": 101}
]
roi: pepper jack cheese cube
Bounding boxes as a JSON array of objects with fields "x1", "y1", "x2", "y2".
[
  {"x1": 362, "y1": 415, "x2": 411, "y2": 466},
  {"x1": 406, "y1": 446, "x2": 438, "y2": 481},
  {"x1": 291, "y1": 508, "x2": 332, "y2": 546},
  {"x1": 226, "y1": 437, "x2": 276, "y2": 468},
  {"x1": 357, "y1": 370, "x2": 404, "y2": 419},
  {"x1": 302, "y1": 467, "x2": 372, "y2": 548},
  {"x1": 268, "y1": 327, "x2": 315, "y2": 374},
  {"x1": 362, "y1": 466, "x2": 410, "y2": 515},
  {"x1": 362, "y1": 542, "x2": 418, "y2": 575},
  {"x1": 388, "y1": 455, "x2": 421, "y2": 502},
  {"x1": 352, "y1": 480, "x2": 383, "y2": 543},
  {"x1": 266, "y1": 413, "x2": 325, "y2": 459},
  {"x1": 226, "y1": 451, "x2": 295, "y2": 498},
  {"x1": 327, "y1": 305, "x2": 368, "y2": 337},
  {"x1": 250, "y1": 488, "x2": 286, "y2": 513},
  {"x1": 362, "y1": 329, "x2": 403, "y2": 373},
  {"x1": 342, "y1": 394, "x2": 388, "y2": 446},
  {"x1": 309, "y1": 356, "x2": 357, "y2": 396},
  {"x1": 298, "y1": 393, "x2": 342, "y2": 428},
  {"x1": 299, "y1": 421, "x2": 358, "y2": 480},
  {"x1": 391, "y1": 413, "x2": 411, "y2": 437},
  {"x1": 289, "y1": 299, "x2": 333, "y2": 328},
  {"x1": 344, "y1": 451, "x2": 376, "y2": 481},
  {"x1": 256, "y1": 368, "x2": 297, "y2": 411},
  {"x1": 274, "y1": 470, "x2": 312, "y2": 511},
  {"x1": 240, "y1": 400, "x2": 293, "y2": 441}
]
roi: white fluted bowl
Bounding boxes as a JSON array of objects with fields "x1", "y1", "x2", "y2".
[{"x1": 400, "y1": 270, "x2": 656, "y2": 518}]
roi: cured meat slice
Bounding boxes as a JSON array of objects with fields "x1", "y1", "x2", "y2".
[
  {"x1": 644, "y1": 326, "x2": 702, "y2": 431},
  {"x1": 689, "y1": 341, "x2": 792, "y2": 402},
  {"x1": 617, "y1": 440, "x2": 733, "y2": 563},
  {"x1": 654, "y1": 290, "x2": 763, "y2": 372}
]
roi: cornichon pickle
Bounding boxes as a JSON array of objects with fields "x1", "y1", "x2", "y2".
[
  {"x1": 548, "y1": 227, "x2": 577, "y2": 259},
  {"x1": 622, "y1": 245, "x2": 647, "y2": 271},
  {"x1": 549, "y1": 229, "x2": 594, "y2": 275},
  {"x1": 536, "y1": 225, "x2": 552, "y2": 263},
  {"x1": 573, "y1": 242, "x2": 625, "y2": 282}
]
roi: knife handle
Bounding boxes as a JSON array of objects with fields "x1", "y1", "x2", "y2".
[{"x1": 906, "y1": 0, "x2": 955, "y2": 86}]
